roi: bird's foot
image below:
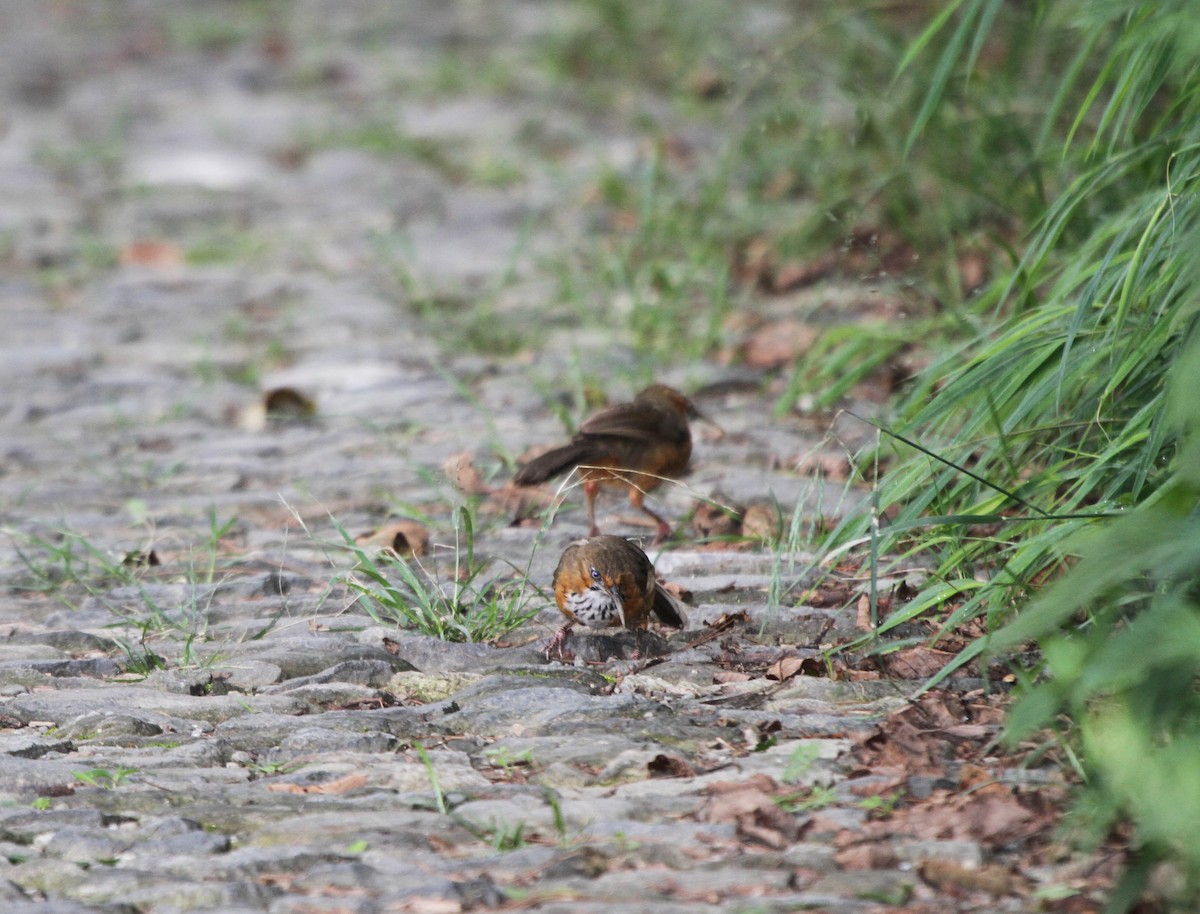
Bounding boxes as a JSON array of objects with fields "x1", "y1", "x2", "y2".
[
  {"x1": 650, "y1": 519, "x2": 672, "y2": 545},
  {"x1": 543, "y1": 624, "x2": 575, "y2": 662}
]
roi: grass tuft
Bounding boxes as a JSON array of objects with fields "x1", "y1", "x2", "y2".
[{"x1": 338, "y1": 509, "x2": 542, "y2": 643}]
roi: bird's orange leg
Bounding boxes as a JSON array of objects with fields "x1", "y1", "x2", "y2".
[
  {"x1": 629, "y1": 487, "x2": 671, "y2": 544},
  {"x1": 544, "y1": 622, "x2": 575, "y2": 660},
  {"x1": 585, "y1": 479, "x2": 601, "y2": 536}
]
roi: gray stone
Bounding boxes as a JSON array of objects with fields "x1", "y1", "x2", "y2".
[
  {"x1": 263, "y1": 659, "x2": 399, "y2": 691},
  {"x1": 271, "y1": 726, "x2": 399, "y2": 756},
  {"x1": 0, "y1": 6, "x2": 1071, "y2": 913},
  {"x1": 359, "y1": 631, "x2": 533, "y2": 673},
  {"x1": 0, "y1": 734, "x2": 75, "y2": 759},
  {"x1": 41, "y1": 826, "x2": 127, "y2": 864},
  {"x1": 0, "y1": 757, "x2": 94, "y2": 793},
  {"x1": 441, "y1": 683, "x2": 638, "y2": 735},
  {"x1": 806, "y1": 868, "x2": 919, "y2": 906},
  {"x1": 893, "y1": 838, "x2": 984, "y2": 869},
  {"x1": 0, "y1": 658, "x2": 121, "y2": 679},
  {"x1": 3, "y1": 685, "x2": 312, "y2": 728},
  {"x1": 4, "y1": 630, "x2": 120, "y2": 654},
  {"x1": 57, "y1": 712, "x2": 163, "y2": 739}
]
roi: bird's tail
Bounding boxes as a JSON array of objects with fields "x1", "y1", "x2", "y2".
[
  {"x1": 513, "y1": 442, "x2": 591, "y2": 486},
  {"x1": 651, "y1": 583, "x2": 688, "y2": 628}
]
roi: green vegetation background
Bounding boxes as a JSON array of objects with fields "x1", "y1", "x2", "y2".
[
  {"x1": 530, "y1": 0, "x2": 1200, "y2": 906},
  {"x1": 26, "y1": 1, "x2": 1200, "y2": 906}
]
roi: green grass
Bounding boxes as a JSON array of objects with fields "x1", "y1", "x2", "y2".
[
  {"x1": 819, "y1": 0, "x2": 1200, "y2": 905},
  {"x1": 521, "y1": 1, "x2": 1044, "y2": 372},
  {"x1": 4, "y1": 509, "x2": 285, "y2": 673},
  {"x1": 338, "y1": 509, "x2": 543, "y2": 643},
  {"x1": 161, "y1": 1, "x2": 274, "y2": 54},
  {"x1": 73, "y1": 766, "x2": 138, "y2": 790},
  {"x1": 185, "y1": 229, "x2": 272, "y2": 266},
  {"x1": 412, "y1": 741, "x2": 447, "y2": 815}
]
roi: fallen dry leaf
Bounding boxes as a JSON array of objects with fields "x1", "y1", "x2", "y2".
[
  {"x1": 396, "y1": 898, "x2": 463, "y2": 914},
  {"x1": 741, "y1": 319, "x2": 819, "y2": 370},
  {"x1": 660, "y1": 580, "x2": 691, "y2": 604},
  {"x1": 765, "y1": 655, "x2": 824, "y2": 681},
  {"x1": 648, "y1": 753, "x2": 696, "y2": 779},
  {"x1": 919, "y1": 859, "x2": 1024, "y2": 897},
  {"x1": 895, "y1": 788, "x2": 1037, "y2": 847},
  {"x1": 713, "y1": 670, "x2": 752, "y2": 684},
  {"x1": 771, "y1": 259, "x2": 826, "y2": 293},
  {"x1": 741, "y1": 501, "x2": 783, "y2": 543},
  {"x1": 880, "y1": 646, "x2": 956, "y2": 680},
  {"x1": 766, "y1": 656, "x2": 803, "y2": 681},
  {"x1": 792, "y1": 451, "x2": 851, "y2": 482},
  {"x1": 119, "y1": 239, "x2": 184, "y2": 268},
  {"x1": 266, "y1": 772, "x2": 369, "y2": 795},
  {"x1": 957, "y1": 762, "x2": 997, "y2": 793},
  {"x1": 485, "y1": 479, "x2": 559, "y2": 521},
  {"x1": 833, "y1": 835, "x2": 899, "y2": 870},
  {"x1": 856, "y1": 593, "x2": 874, "y2": 632},
  {"x1": 698, "y1": 774, "x2": 801, "y2": 848},
  {"x1": 122, "y1": 549, "x2": 161, "y2": 568},
  {"x1": 692, "y1": 499, "x2": 743, "y2": 539},
  {"x1": 706, "y1": 773, "x2": 778, "y2": 796},
  {"x1": 443, "y1": 451, "x2": 493, "y2": 497},
  {"x1": 354, "y1": 521, "x2": 430, "y2": 558},
  {"x1": 263, "y1": 386, "x2": 317, "y2": 422},
  {"x1": 862, "y1": 704, "x2": 948, "y2": 773}
]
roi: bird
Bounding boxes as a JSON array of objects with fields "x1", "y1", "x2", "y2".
[
  {"x1": 548, "y1": 534, "x2": 688, "y2": 655},
  {"x1": 514, "y1": 384, "x2": 704, "y2": 543}
]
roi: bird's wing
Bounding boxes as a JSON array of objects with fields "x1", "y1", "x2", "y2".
[{"x1": 579, "y1": 401, "x2": 677, "y2": 442}]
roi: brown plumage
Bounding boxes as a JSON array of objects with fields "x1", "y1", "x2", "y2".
[
  {"x1": 551, "y1": 535, "x2": 688, "y2": 650},
  {"x1": 514, "y1": 384, "x2": 700, "y2": 542}
]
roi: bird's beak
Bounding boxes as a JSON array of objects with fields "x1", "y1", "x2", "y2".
[
  {"x1": 691, "y1": 404, "x2": 725, "y2": 440},
  {"x1": 603, "y1": 582, "x2": 627, "y2": 628}
]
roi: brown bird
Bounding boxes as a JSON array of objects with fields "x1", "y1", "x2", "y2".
[
  {"x1": 514, "y1": 384, "x2": 702, "y2": 542},
  {"x1": 548, "y1": 535, "x2": 687, "y2": 654}
]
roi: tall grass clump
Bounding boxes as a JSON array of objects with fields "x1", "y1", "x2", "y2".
[
  {"x1": 535, "y1": 1, "x2": 1055, "y2": 371},
  {"x1": 852, "y1": 0, "x2": 1200, "y2": 903}
]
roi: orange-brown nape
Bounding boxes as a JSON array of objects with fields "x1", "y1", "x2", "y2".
[{"x1": 514, "y1": 384, "x2": 705, "y2": 543}]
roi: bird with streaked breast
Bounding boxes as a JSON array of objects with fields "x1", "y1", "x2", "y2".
[
  {"x1": 514, "y1": 384, "x2": 704, "y2": 543},
  {"x1": 550, "y1": 535, "x2": 688, "y2": 649}
]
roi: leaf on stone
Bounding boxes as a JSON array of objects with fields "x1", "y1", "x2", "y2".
[
  {"x1": 118, "y1": 239, "x2": 184, "y2": 268},
  {"x1": 266, "y1": 772, "x2": 369, "y2": 794},
  {"x1": 443, "y1": 451, "x2": 493, "y2": 496},
  {"x1": 400, "y1": 897, "x2": 465, "y2": 914},
  {"x1": 699, "y1": 775, "x2": 800, "y2": 848},
  {"x1": 741, "y1": 319, "x2": 819, "y2": 369},
  {"x1": 355, "y1": 521, "x2": 430, "y2": 558},
  {"x1": 791, "y1": 451, "x2": 851, "y2": 482},
  {"x1": 741, "y1": 500, "x2": 783, "y2": 544},
  {"x1": 660, "y1": 580, "x2": 690, "y2": 604},
  {"x1": 855, "y1": 594, "x2": 874, "y2": 631},
  {"x1": 733, "y1": 236, "x2": 833, "y2": 292},
  {"x1": 833, "y1": 834, "x2": 899, "y2": 869},
  {"x1": 765, "y1": 655, "x2": 812, "y2": 681},
  {"x1": 647, "y1": 753, "x2": 696, "y2": 779},
  {"x1": 691, "y1": 499, "x2": 743, "y2": 539},
  {"x1": 263, "y1": 386, "x2": 316, "y2": 422},
  {"x1": 707, "y1": 611, "x2": 750, "y2": 630},
  {"x1": 862, "y1": 704, "x2": 946, "y2": 773},
  {"x1": 918, "y1": 859, "x2": 1025, "y2": 898},
  {"x1": 880, "y1": 646, "x2": 955, "y2": 680},
  {"x1": 713, "y1": 670, "x2": 752, "y2": 684},
  {"x1": 122, "y1": 548, "x2": 160, "y2": 568},
  {"x1": 895, "y1": 786, "x2": 1039, "y2": 848}
]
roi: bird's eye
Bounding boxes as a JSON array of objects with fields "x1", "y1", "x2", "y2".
[{"x1": 590, "y1": 566, "x2": 601, "y2": 581}]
